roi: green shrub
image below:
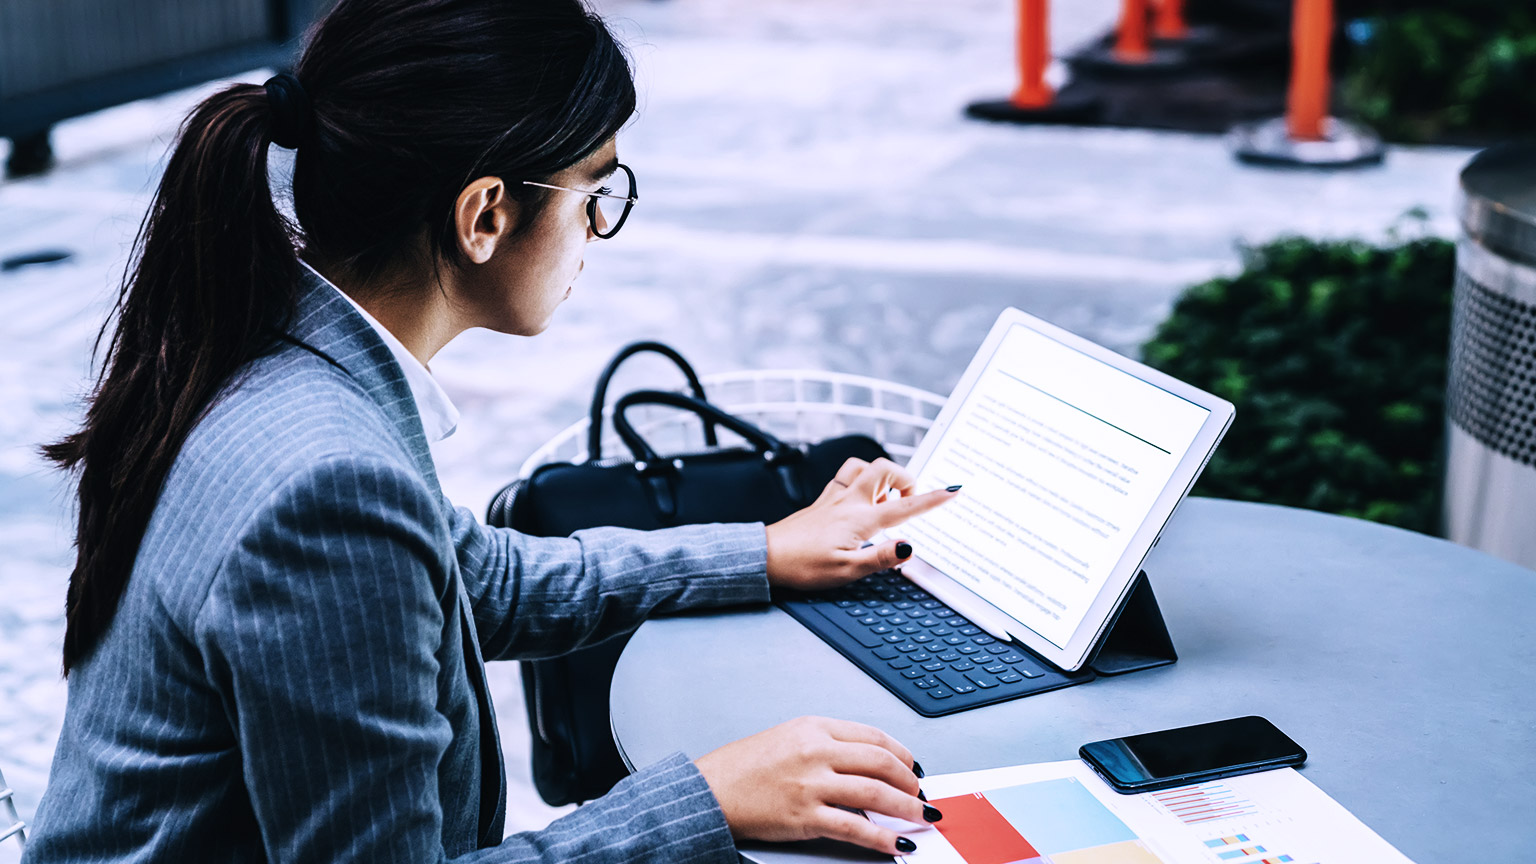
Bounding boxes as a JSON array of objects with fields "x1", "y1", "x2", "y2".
[
  {"x1": 1141, "y1": 234, "x2": 1456, "y2": 534},
  {"x1": 1343, "y1": 7, "x2": 1536, "y2": 143}
]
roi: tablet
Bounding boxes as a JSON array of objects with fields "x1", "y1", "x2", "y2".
[{"x1": 888, "y1": 308, "x2": 1234, "y2": 672}]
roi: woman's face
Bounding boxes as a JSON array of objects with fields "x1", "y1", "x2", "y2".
[{"x1": 460, "y1": 138, "x2": 619, "y2": 337}]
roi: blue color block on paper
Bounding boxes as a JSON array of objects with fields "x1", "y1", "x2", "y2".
[{"x1": 983, "y1": 778, "x2": 1138, "y2": 856}]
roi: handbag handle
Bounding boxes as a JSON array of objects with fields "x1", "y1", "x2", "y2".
[
  {"x1": 588, "y1": 341, "x2": 718, "y2": 461},
  {"x1": 612, "y1": 389, "x2": 792, "y2": 467}
]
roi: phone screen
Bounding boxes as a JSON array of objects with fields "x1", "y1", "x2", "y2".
[{"x1": 1079, "y1": 716, "x2": 1306, "y2": 792}]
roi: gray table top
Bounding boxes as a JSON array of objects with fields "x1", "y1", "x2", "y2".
[{"x1": 610, "y1": 498, "x2": 1536, "y2": 864}]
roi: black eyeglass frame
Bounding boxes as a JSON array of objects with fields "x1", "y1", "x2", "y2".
[{"x1": 521, "y1": 163, "x2": 638, "y2": 239}]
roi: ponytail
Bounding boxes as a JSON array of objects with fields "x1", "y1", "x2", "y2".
[{"x1": 45, "y1": 82, "x2": 301, "y2": 674}]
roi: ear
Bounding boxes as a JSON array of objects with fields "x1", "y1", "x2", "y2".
[{"x1": 453, "y1": 177, "x2": 516, "y2": 265}]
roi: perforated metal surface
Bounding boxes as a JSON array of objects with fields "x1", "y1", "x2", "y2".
[{"x1": 1448, "y1": 246, "x2": 1536, "y2": 467}]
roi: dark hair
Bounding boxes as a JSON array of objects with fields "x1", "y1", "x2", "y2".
[{"x1": 44, "y1": 0, "x2": 636, "y2": 674}]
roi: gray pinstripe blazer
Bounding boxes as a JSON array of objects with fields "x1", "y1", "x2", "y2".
[{"x1": 25, "y1": 273, "x2": 768, "y2": 862}]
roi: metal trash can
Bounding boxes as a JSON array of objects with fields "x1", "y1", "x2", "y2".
[{"x1": 1445, "y1": 144, "x2": 1536, "y2": 570}]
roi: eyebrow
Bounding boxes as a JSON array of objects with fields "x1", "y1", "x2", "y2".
[{"x1": 587, "y1": 155, "x2": 620, "y2": 183}]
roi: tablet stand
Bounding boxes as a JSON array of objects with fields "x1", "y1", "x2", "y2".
[{"x1": 1086, "y1": 570, "x2": 1178, "y2": 676}]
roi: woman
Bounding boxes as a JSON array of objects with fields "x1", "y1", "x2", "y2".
[{"x1": 25, "y1": 0, "x2": 959, "y2": 860}]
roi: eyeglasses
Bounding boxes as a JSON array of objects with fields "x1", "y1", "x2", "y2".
[{"x1": 522, "y1": 163, "x2": 638, "y2": 240}]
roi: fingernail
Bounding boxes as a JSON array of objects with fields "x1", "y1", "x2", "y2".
[
  {"x1": 896, "y1": 837, "x2": 917, "y2": 853},
  {"x1": 946, "y1": 484, "x2": 963, "y2": 493},
  {"x1": 923, "y1": 805, "x2": 943, "y2": 822},
  {"x1": 895, "y1": 541, "x2": 913, "y2": 560},
  {"x1": 911, "y1": 760, "x2": 925, "y2": 778},
  {"x1": 917, "y1": 789, "x2": 927, "y2": 802}
]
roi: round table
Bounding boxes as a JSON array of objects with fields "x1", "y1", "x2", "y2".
[{"x1": 610, "y1": 498, "x2": 1536, "y2": 862}]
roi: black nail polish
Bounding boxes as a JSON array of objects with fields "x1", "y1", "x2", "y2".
[
  {"x1": 911, "y1": 761, "x2": 925, "y2": 779},
  {"x1": 896, "y1": 837, "x2": 917, "y2": 853},
  {"x1": 923, "y1": 805, "x2": 943, "y2": 822},
  {"x1": 917, "y1": 789, "x2": 927, "y2": 802},
  {"x1": 946, "y1": 484, "x2": 963, "y2": 493},
  {"x1": 895, "y1": 541, "x2": 913, "y2": 559}
]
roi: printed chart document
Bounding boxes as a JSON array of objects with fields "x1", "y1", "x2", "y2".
[
  {"x1": 869, "y1": 760, "x2": 1414, "y2": 864},
  {"x1": 900, "y1": 323, "x2": 1210, "y2": 647}
]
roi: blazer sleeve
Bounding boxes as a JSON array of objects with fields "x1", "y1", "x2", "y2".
[
  {"x1": 447, "y1": 501, "x2": 771, "y2": 662},
  {"x1": 194, "y1": 456, "x2": 740, "y2": 864}
]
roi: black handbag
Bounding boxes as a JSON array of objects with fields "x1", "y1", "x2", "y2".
[{"x1": 485, "y1": 341, "x2": 888, "y2": 806}]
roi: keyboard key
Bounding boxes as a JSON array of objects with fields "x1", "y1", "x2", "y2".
[
  {"x1": 889, "y1": 659, "x2": 913, "y2": 670},
  {"x1": 942, "y1": 636, "x2": 966, "y2": 646},
  {"x1": 983, "y1": 663, "x2": 1008, "y2": 674},
  {"x1": 887, "y1": 616, "x2": 909, "y2": 626},
  {"x1": 964, "y1": 672, "x2": 999, "y2": 689},
  {"x1": 913, "y1": 678, "x2": 935, "y2": 689},
  {"x1": 958, "y1": 626, "x2": 981, "y2": 636},
  {"x1": 847, "y1": 607, "x2": 870, "y2": 617},
  {"x1": 921, "y1": 661, "x2": 944, "y2": 672},
  {"x1": 937, "y1": 651, "x2": 961, "y2": 662},
  {"x1": 883, "y1": 634, "x2": 904, "y2": 643},
  {"x1": 917, "y1": 617, "x2": 940, "y2": 628},
  {"x1": 957, "y1": 645, "x2": 980, "y2": 655},
  {"x1": 834, "y1": 600, "x2": 854, "y2": 607},
  {"x1": 919, "y1": 600, "x2": 942, "y2": 609},
  {"x1": 927, "y1": 688, "x2": 954, "y2": 699},
  {"x1": 912, "y1": 634, "x2": 934, "y2": 644},
  {"x1": 909, "y1": 590, "x2": 931, "y2": 600},
  {"x1": 872, "y1": 647, "x2": 899, "y2": 660},
  {"x1": 997, "y1": 672, "x2": 1023, "y2": 684},
  {"x1": 999, "y1": 652, "x2": 1025, "y2": 664},
  {"x1": 902, "y1": 668, "x2": 925, "y2": 679},
  {"x1": 951, "y1": 660, "x2": 976, "y2": 672},
  {"x1": 873, "y1": 606, "x2": 896, "y2": 617},
  {"x1": 986, "y1": 644, "x2": 1011, "y2": 654},
  {"x1": 895, "y1": 642, "x2": 919, "y2": 652},
  {"x1": 931, "y1": 628, "x2": 955, "y2": 637},
  {"x1": 973, "y1": 636, "x2": 996, "y2": 645},
  {"x1": 859, "y1": 616, "x2": 880, "y2": 626},
  {"x1": 871, "y1": 624, "x2": 893, "y2": 635},
  {"x1": 893, "y1": 601, "x2": 916, "y2": 609},
  {"x1": 899, "y1": 625, "x2": 920, "y2": 634},
  {"x1": 909, "y1": 652, "x2": 933, "y2": 662},
  {"x1": 1014, "y1": 665, "x2": 1043, "y2": 678},
  {"x1": 821, "y1": 608, "x2": 883, "y2": 647},
  {"x1": 934, "y1": 609, "x2": 958, "y2": 618}
]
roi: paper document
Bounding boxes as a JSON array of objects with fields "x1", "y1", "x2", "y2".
[{"x1": 869, "y1": 760, "x2": 1414, "y2": 864}]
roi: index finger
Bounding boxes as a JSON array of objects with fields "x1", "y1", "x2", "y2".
[
  {"x1": 814, "y1": 717, "x2": 917, "y2": 773},
  {"x1": 873, "y1": 486, "x2": 961, "y2": 530}
]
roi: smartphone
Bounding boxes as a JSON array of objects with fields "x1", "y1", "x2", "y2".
[{"x1": 1079, "y1": 716, "x2": 1306, "y2": 794}]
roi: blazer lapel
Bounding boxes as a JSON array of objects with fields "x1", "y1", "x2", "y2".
[{"x1": 284, "y1": 271, "x2": 507, "y2": 845}]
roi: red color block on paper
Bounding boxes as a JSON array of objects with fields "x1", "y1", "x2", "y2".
[{"x1": 931, "y1": 793, "x2": 1041, "y2": 864}]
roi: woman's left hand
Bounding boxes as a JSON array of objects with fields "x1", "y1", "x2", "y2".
[{"x1": 765, "y1": 457, "x2": 960, "y2": 591}]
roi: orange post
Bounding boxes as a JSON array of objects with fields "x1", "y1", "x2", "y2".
[
  {"x1": 1115, "y1": 0, "x2": 1151, "y2": 62},
  {"x1": 1153, "y1": 0, "x2": 1189, "y2": 40},
  {"x1": 1010, "y1": 0, "x2": 1054, "y2": 108},
  {"x1": 1287, "y1": 0, "x2": 1332, "y2": 141}
]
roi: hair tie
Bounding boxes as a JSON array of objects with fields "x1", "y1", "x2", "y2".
[{"x1": 264, "y1": 73, "x2": 313, "y2": 150}]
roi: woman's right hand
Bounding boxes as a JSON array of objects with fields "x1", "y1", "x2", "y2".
[{"x1": 694, "y1": 716, "x2": 936, "y2": 855}]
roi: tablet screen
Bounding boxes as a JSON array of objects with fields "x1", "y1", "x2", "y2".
[{"x1": 900, "y1": 322, "x2": 1210, "y2": 649}]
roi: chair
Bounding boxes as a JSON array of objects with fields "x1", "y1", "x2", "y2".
[{"x1": 0, "y1": 764, "x2": 25, "y2": 851}]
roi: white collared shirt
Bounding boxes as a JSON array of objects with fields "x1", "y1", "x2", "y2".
[{"x1": 301, "y1": 261, "x2": 460, "y2": 443}]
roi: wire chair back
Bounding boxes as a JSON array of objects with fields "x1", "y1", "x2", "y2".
[
  {"x1": 517, "y1": 369, "x2": 947, "y2": 478},
  {"x1": 0, "y1": 765, "x2": 25, "y2": 851}
]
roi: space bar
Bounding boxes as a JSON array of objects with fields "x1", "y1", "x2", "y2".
[{"x1": 808, "y1": 603, "x2": 883, "y2": 648}]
